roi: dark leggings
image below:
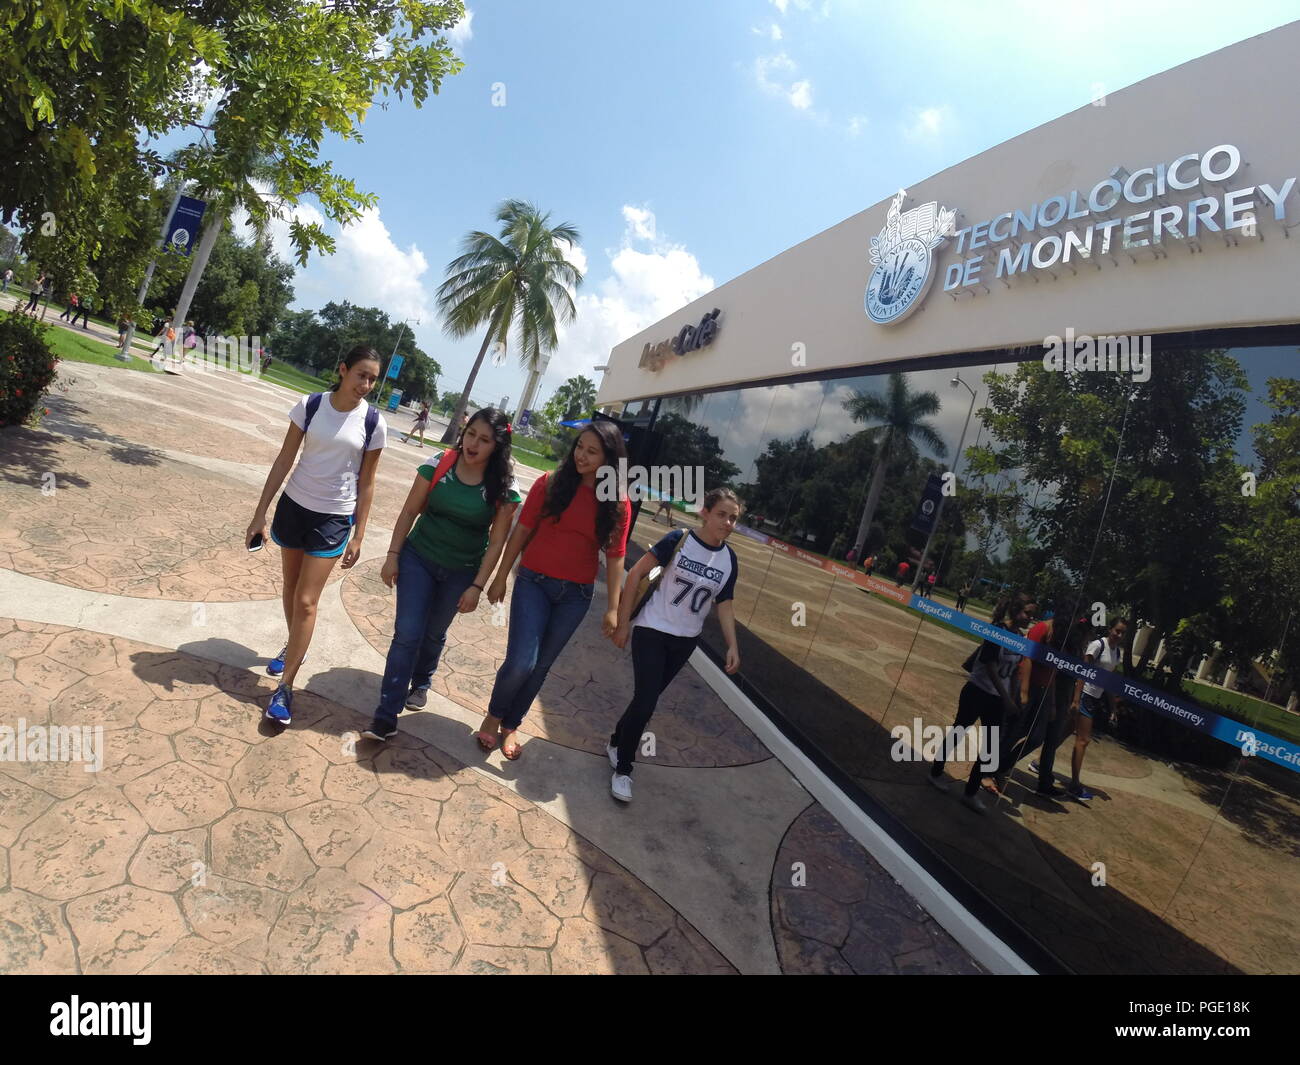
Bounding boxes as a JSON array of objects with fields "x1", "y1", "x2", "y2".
[
  {"x1": 929, "y1": 681, "x2": 1010, "y2": 796},
  {"x1": 610, "y1": 625, "x2": 698, "y2": 775}
]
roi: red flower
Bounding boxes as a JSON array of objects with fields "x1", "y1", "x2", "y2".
[{"x1": 504, "y1": 422, "x2": 512, "y2": 433}]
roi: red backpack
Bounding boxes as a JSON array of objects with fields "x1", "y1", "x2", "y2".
[{"x1": 427, "y1": 447, "x2": 458, "y2": 499}]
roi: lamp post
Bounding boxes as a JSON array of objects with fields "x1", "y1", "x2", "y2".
[
  {"x1": 376, "y1": 317, "x2": 418, "y2": 406},
  {"x1": 914, "y1": 372, "x2": 977, "y2": 592}
]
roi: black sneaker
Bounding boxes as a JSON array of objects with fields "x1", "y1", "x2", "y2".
[
  {"x1": 1035, "y1": 784, "x2": 1069, "y2": 799},
  {"x1": 361, "y1": 720, "x2": 397, "y2": 742}
]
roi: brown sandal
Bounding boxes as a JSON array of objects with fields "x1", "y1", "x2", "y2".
[
  {"x1": 475, "y1": 730, "x2": 498, "y2": 752},
  {"x1": 501, "y1": 729, "x2": 521, "y2": 761}
]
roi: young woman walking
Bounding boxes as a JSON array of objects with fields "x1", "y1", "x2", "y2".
[
  {"x1": 479, "y1": 422, "x2": 631, "y2": 759},
  {"x1": 362, "y1": 409, "x2": 520, "y2": 740},
  {"x1": 401, "y1": 401, "x2": 432, "y2": 447},
  {"x1": 245, "y1": 346, "x2": 387, "y2": 725},
  {"x1": 1067, "y1": 616, "x2": 1127, "y2": 800},
  {"x1": 607, "y1": 488, "x2": 742, "y2": 802},
  {"x1": 928, "y1": 592, "x2": 1038, "y2": 813}
]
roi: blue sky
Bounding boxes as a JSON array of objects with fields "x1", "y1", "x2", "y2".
[{"x1": 228, "y1": 0, "x2": 1297, "y2": 410}]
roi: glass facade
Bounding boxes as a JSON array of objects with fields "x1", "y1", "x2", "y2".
[{"x1": 627, "y1": 339, "x2": 1300, "y2": 974}]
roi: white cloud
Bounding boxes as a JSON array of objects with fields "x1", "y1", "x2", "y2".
[
  {"x1": 847, "y1": 114, "x2": 867, "y2": 137},
  {"x1": 236, "y1": 197, "x2": 434, "y2": 332},
  {"x1": 770, "y1": 0, "x2": 790, "y2": 13},
  {"x1": 755, "y1": 53, "x2": 817, "y2": 116},
  {"x1": 903, "y1": 105, "x2": 951, "y2": 141},
  {"x1": 750, "y1": 22, "x2": 783, "y2": 40},
  {"x1": 446, "y1": 8, "x2": 473, "y2": 51},
  {"x1": 621, "y1": 205, "x2": 656, "y2": 242},
  {"x1": 544, "y1": 207, "x2": 713, "y2": 396}
]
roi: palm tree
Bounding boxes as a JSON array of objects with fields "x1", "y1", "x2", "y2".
[
  {"x1": 436, "y1": 200, "x2": 582, "y2": 443},
  {"x1": 552, "y1": 374, "x2": 597, "y2": 421},
  {"x1": 845, "y1": 372, "x2": 948, "y2": 557}
]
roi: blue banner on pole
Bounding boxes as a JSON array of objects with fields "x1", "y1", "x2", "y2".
[
  {"x1": 906, "y1": 593, "x2": 1300, "y2": 773},
  {"x1": 910, "y1": 473, "x2": 945, "y2": 535},
  {"x1": 165, "y1": 196, "x2": 207, "y2": 256},
  {"x1": 386, "y1": 355, "x2": 405, "y2": 380}
]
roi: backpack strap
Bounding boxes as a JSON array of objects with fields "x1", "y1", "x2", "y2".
[
  {"x1": 303, "y1": 392, "x2": 322, "y2": 432},
  {"x1": 363, "y1": 404, "x2": 379, "y2": 451},
  {"x1": 426, "y1": 448, "x2": 460, "y2": 499}
]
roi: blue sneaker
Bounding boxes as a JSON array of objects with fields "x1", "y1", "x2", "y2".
[
  {"x1": 266, "y1": 646, "x2": 306, "y2": 678},
  {"x1": 265, "y1": 685, "x2": 292, "y2": 725},
  {"x1": 1069, "y1": 783, "x2": 1094, "y2": 801}
]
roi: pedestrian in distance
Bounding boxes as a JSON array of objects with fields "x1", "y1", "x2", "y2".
[
  {"x1": 57, "y1": 292, "x2": 79, "y2": 321},
  {"x1": 607, "y1": 487, "x2": 742, "y2": 802},
  {"x1": 245, "y1": 346, "x2": 387, "y2": 726},
  {"x1": 22, "y1": 271, "x2": 45, "y2": 314},
  {"x1": 956, "y1": 580, "x2": 972, "y2": 612},
  {"x1": 362, "y1": 409, "x2": 520, "y2": 741},
  {"x1": 929, "y1": 592, "x2": 1038, "y2": 814},
  {"x1": 401, "y1": 401, "x2": 432, "y2": 447},
  {"x1": 895, "y1": 559, "x2": 911, "y2": 587},
  {"x1": 1, "y1": 267, "x2": 11, "y2": 293},
  {"x1": 73, "y1": 295, "x2": 91, "y2": 328},
  {"x1": 477, "y1": 422, "x2": 631, "y2": 760}
]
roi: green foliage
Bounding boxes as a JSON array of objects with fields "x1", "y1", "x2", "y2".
[
  {"x1": 153, "y1": 226, "x2": 294, "y2": 337},
  {"x1": 0, "y1": 311, "x2": 59, "y2": 426},
  {"x1": 268, "y1": 301, "x2": 441, "y2": 403},
  {"x1": 550, "y1": 374, "x2": 597, "y2": 422},
  {"x1": 1, "y1": 1, "x2": 466, "y2": 320}
]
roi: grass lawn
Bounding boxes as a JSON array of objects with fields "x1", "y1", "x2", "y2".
[
  {"x1": 238, "y1": 358, "x2": 329, "y2": 394},
  {"x1": 8, "y1": 314, "x2": 161, "y2": 373},
  {"x1": 1185, "y1": 679, "x2": 1300, "y2": 745}
]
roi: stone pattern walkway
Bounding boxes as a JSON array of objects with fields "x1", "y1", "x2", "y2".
[
  {"x1": 0, "y1": 620, "x2": 734, "y2": 974},
  {"x1": 772, "y1": 805, "x2": 984, "y2": 974}
]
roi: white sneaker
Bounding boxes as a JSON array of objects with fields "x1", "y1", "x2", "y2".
[
  {"x1": 610, "y1": 772, "x2": 633, "y2": 802},
  {"x1": 606, "y1": 743, "x2": 619, "y2": 770},
  {"x1": 962, "y1": 791, "x2": 991, "y2": 814}
]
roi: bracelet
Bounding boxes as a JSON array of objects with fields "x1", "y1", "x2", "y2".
[
  {"x1": 386, "y1": 550, "x2": 400, "y2": 556},
  {"x1": 470, "y1": 582, "x2": 484, "y2": 591}
]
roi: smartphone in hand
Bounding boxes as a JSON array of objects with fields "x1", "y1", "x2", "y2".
[{"x1": 248, "y1": 532, "x2": 265, "y2": 552}]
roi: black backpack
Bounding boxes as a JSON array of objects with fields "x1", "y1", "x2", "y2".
[{"x1": 303, "y1": 392, "x2": 380, "y2": 489}]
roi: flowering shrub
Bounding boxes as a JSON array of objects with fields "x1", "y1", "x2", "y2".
[{"x1": 0, "y1": 313, "x2": 59, "y2": 428}]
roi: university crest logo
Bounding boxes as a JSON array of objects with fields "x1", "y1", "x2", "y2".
[{"x1": 865, "y1": 189, "x2": 956, "y2": 325}]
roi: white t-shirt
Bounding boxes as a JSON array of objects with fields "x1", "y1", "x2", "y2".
[
  {"x1": 283, "y1": 394, "x2": 387, "y2": 515},
  {"x1": 967, "y1": 635, "x2": 1023, "y2": 698},
  {"x1": 635, "y1": 529, "x2": 738, "y2": 639},
  {"x1": 1083, "y1": 637, "x2": 1121, "y2": 698}
]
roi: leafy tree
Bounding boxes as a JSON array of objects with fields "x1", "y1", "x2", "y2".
[
  {"x1": 268, "y1": 300, "x2": 441, "y2": 402},
  {"x1": 654, "y1": 411, "x2": 739, "y2": 489},
  {"x1": 968, "y1": 351, "x2": 1247, "y2": 679},
  {"x1": 551, "y1": 375, "x2": 597, "y2": 422},
  {"x1": 2, "y1": 1, "x2": 466, "y2": 322},
  {"x1": 845, "y1": 373, "x2": 947, "y2": 556},
  {"x1": 435, "y1": 200, "x2": 582, "y2": 443}
]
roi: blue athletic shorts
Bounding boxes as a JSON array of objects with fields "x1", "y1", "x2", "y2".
[
  {"x1": 270, "y1": 492, "x2": 354, "y2": 558},
  {"x1": 1079, "y1": 692, "x2": 1103, "y2": 719}
]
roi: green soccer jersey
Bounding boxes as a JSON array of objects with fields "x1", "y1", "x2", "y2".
[{"x1": 406, "y1": 461, "x2": 520, "y2": 571}]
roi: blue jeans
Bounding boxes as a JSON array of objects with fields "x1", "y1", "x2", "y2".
[
  {"x1": 488, "y1": 566, "x2": 594, "y2": 728},
  {"x1": 375, "y1": 542, "x2": 476, "y2": 725}
]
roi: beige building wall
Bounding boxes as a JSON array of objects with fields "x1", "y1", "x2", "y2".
[{"x1": 598, "y1": 21, "x2": 1300, "y2": 405}]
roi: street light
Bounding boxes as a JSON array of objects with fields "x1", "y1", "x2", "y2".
[
  {"x1": 375, "y1": 317, "x2": 419, "y2": 406},
  {"x1": 914, "y1": 372, "x2": 977, "y2": 593}
]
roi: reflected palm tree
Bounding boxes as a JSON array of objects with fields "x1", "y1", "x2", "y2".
[{"x1": 844, "y1": 372, "x2": 947, "y2": 556}]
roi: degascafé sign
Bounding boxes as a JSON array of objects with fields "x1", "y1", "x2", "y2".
[
  {"x1": 865, "y1": 144, "x2": 1297, "y2": 323},
  {"x1": 638, "y1": 308, "x2": 722, "y2": 371}
]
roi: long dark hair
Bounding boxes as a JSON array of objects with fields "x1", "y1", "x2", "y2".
[
  {"x1": 457, "y1": 407, "x2": 515, "y2": 508},
  {"x1": 992, "y1": 592, "x2": 1037, "y2": 630},
  {"x1": 541, "y1": 422, "x2": 627, "y2": 548},
  {"x1": 332, "y1": 344, "x2": 380, "y2": 391}
]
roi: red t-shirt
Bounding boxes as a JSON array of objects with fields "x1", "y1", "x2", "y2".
[
  {"x1": 518, "y1": 472, "x2": 630, "y2": 584},
  {"x1": 1028, "y1": 620, "x2": 1055, "y2": 688}
]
